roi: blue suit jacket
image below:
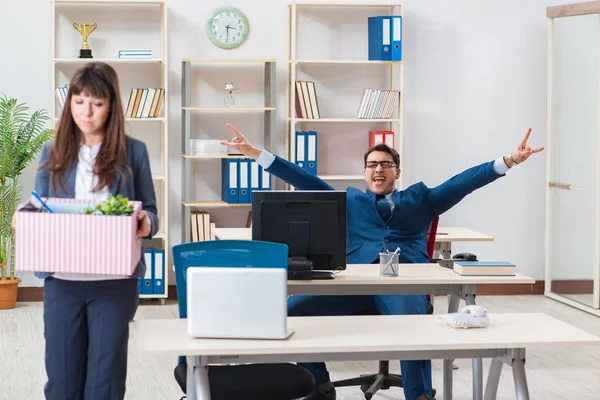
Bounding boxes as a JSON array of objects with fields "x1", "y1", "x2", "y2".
[
  {"x1": 266, "y1": 156, "x2": 503, "y2": 264},
  {"x1": 32, "y1": 136, "x2": 160, "y2": 280}
]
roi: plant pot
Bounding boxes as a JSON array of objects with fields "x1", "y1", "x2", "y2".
[{"x1": 0, "y1": 277, "x2": 21, "y2": 309}]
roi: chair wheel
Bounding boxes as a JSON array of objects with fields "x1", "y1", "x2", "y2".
[
  {"x1": 432, "y1": 388, "x2": 437, "y2": 397},
  {"x1": 360, "y1": 384, "x2": 370, "y2": 393}
]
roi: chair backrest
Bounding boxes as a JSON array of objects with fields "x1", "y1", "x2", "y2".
[
  {"x1": 172, "y1": 240, "x2": 288, "y2": 365},
  {"x1": 172, "y1": 240, "x2": 289, "y2": 320},
  {"x1": 426, "y1": 216, "x2": 440, "y2": 260}
]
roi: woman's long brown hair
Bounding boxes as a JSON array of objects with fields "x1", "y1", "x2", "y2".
[{"x1": 44, "y1": 62, "x2": 127, "y2": 193}]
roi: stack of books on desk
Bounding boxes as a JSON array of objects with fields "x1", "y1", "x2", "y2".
[{"x1": 453, "y1": 261, "x2": 516, "y2": 276}]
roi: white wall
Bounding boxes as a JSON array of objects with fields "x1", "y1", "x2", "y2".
[{"x1": 0, "y1": 0, "x2": 570, "y2": 286}]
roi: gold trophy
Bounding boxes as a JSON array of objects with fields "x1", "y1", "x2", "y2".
[{"x1": 73, "y1": 22, "x2": 97, "y2": 58}]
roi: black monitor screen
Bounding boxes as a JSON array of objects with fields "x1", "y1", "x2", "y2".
[{"x1": 252, "y1": 190, "x2": 347, "y2": 275}]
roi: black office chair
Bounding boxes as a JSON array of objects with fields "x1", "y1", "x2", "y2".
[
  {"x1": 172, "y1": 241, "x2": 317, "y2": 400},
  {"x1": 174, "y1": 362, "x2": 316, "y2": 400},
  {"x1": 332, "y1": 217, "x2": 440, "y2": 399}
]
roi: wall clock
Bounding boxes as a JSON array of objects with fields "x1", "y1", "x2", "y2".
[{"x1": 206, "y1": 6, "x2": 249, "y2": 49}]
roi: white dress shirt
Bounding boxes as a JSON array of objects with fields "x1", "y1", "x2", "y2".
[
  {"x1": 256, "y1": 151, "x2": 511, "y2": 213},
  {"x1": 53, "y1": 143, "x2": 129, "y2": 281}
]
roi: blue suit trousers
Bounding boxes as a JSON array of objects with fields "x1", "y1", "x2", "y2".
[
  {"x1": 43, "y1": 277, "x2": 139, "y2": 400},
  {"x1": 287, "y1": 293, "x2": 432, "y2": 400}
]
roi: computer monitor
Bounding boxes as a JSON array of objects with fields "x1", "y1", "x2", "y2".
[{"x1": 252, "y1": 190, "x2": 347, "y2": 280}]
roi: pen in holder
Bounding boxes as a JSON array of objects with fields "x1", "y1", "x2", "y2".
[{"x1": 380, "y1": 247, "x2": 400, "y2": 277}]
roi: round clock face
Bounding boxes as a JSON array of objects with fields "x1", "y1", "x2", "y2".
[{"x1": 207, "y1": 7, "x2": 249, "y2": 49}]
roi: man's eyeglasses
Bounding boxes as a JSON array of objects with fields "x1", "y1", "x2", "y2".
[{"x1": 365, "y1": 160, "x2": 397, "y2": 169}]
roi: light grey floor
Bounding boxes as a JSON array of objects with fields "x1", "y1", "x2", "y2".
[{"x1": 2, "y1": 294, "x2": 600, "y2": 400}]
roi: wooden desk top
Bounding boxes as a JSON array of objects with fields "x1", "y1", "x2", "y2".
[
  {"x1": 213, "y1": 227, "x2": 494, "y2": 243},
  {"x1": 131, "y1": 313, "x2": 600, "y2": 357},
  {"x1": 287, "y1": 264, "x2": 534, "y2": 295}
]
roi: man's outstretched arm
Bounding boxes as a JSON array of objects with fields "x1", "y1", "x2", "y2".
[
  {"x1": 426, "y1": 128, "x2": 544, "y2": 218},
  {"x1": 221, "y1": 123, "x2": 333, "y2": 191}
]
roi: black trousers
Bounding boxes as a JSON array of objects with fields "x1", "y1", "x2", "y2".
[{"x1": 43, "y1": 277, "x2": 139, "y2": 400}]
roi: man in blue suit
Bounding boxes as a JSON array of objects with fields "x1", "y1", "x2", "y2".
[{"x1": 222, "y1": 123, "x2": 543, "y2": 400}]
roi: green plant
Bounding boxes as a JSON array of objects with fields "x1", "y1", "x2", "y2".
[
  {"x1": 82, "y1": 194, "x2": 134, "y2": 216},
  {"x1": 0, "y1": 93, "x2": 54, "y2": 280}
]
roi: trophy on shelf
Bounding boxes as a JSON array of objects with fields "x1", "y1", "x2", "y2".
[
  {"x1": 73, "y1": 22, "x2": 97, "y2": 58},
  {"x1": 224, "y1": 82, "x2": 235, "y2": 107}
]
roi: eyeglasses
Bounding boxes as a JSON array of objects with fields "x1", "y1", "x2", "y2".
[{"x1": 365, "y1": 160, "x2": 397, "y2": 169}]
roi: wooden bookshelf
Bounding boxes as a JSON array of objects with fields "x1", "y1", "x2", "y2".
[
  {"x1": 51, "y1": 0, "x2": 169, "y2": 303},
  {"x1": 286, "y1": 3, "x2": 404, "y2": 188},
  {"x1": 181, "y1": 59, "x2": 275, "y2": 243}
]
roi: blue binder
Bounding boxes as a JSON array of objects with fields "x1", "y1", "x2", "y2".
[
  {"x1": 221, "y1": 158, "x2": 239, "y2": 203},
  {"x1": 142, "y1": 249, "x2": 153, "y2": 294},
  {"x1": 152, "y1": 249, "x2": 165, "y2": 295},
  {"x1": 238, "y1": 159, "x2": 250, "y2": 204},
  {"x1": 391, "y1": 16, "x2": 402, "y2": 61},
  {"x1": 259, "y1": 165, "x2": 271, "y2": 190},
  {"x1": 295, "y1": 131, "x2": 306, "y2": 169},
  {"x1": 249, "y1": 159, "x2": 260, "y2": 201},
  {"x1": 305, "y1": 131, "x2": 318, "y2": 175},
  {"x1": 368, "y1": 16, "x2": 391, "y2": 61}
]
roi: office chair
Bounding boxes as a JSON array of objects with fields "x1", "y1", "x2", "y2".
[
  {"x1": 172, "y1": 240, "x2": 317, "y2": 400},
  {"x1": 332, "y1": 216, "x2": 440, "y2": 400}
]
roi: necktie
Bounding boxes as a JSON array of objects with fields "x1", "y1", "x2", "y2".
[{"x1": 376, "y1": 195, "x2": 391, "y2": 221}]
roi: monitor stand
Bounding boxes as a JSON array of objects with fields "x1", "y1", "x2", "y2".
[
  {"x1": 287, "y1": 258, "x2": 335, "y2": 280},
  {"x1": 309, "y1": 271, "x2": 335, "y2": 280}
]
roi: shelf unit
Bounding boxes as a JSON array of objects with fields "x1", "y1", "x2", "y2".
[
  {"x1": 51, "y1": 0, "x2": 169, "y2": 303},
  {"x1": 181, "y1": 59, "x2": 275, "y2": 243},
  {"x1": 286, "y1": 3, "x2": 403, "y2": 188}
]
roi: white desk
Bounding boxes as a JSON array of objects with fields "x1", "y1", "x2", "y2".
[
  {"x1": 212, "y1": 226, "x2": 494, "y2": 259},
  {"x1": 131, "y1": 313, "x2": 600, "y2": 400},
  {"x1": 288, "y1": 263, "x2": 534, "y2": 400}
]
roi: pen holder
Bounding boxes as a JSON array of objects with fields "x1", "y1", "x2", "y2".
[{"x1": 379, "y1": 252, "x2": 399, "y2": 277}]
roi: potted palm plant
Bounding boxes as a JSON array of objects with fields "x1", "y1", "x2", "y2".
[{"x1": 0, "y1": 93, "x2": 54, "y2": 309}]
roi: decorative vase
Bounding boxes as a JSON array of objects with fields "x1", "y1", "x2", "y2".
[{"x1": 0, "y1": 277, "x2": 21, "y2": 309}]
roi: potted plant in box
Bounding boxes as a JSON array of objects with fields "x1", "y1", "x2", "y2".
[{"x1": 0, "y1": 93, "x2": 54, "y2": 309}]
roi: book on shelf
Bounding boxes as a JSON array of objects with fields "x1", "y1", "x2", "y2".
[
  {"x1": 54, "y1": 84, "x2": 70, "y2": 109},
  {"x1": 190, "y1": 211, "x2": 212, "y2": 242},
  {"x1": 356, "y1": 88, "x2": 399, "y2": 119},
  {"x1": 294, "y1": 81, "x2": 320, "y2": 119},
  {"x1": 118, "y1": 49, "x2": 152, "y2": 59},
  {"x1": 125, "y1": 88, "x2": 164, "y2": 118},
  {"x1": 453, "y1": 261, "x2": 516, "y2": 276}
]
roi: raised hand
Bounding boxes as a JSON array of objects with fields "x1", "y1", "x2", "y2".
[
  {"x1": 220, "y1": 123, "x2": 261, "y2": 159},
  {"x1": 511, "y1": 128, "x2": 544, "y2": 164}
]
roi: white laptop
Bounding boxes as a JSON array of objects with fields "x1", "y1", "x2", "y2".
[{"x1": 186, "y1": 267, "x2": 294, "y2": 340}]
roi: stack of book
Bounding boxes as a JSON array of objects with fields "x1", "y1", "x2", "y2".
[
  {"x1": 189, "y1": 139, "x2": 227, "y2": 156},
  {"x1": 356, "y1": 89, "x2": 399, "y2": 119},
  {"x1": 55, "y1": 84, "x2": 70, "y2": 109},
  {"x1": 125, "y1": 88, "x2": 164, "y2": 118},
  {"x1": 452, "y1": 261, "x2": 516, "y2": 276},
  {"x1": 190, "y1": 211, "x2": 214, "y2": 242},
  {"x1": 294, "y1": 81, "x2": 320, "y2": 119},
  {"x1": 118, "y1": 49, "x2": 152, "y2": 59}
]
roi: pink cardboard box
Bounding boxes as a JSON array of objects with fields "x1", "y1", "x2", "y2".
[{"x1": 15, "y1": 198, "x2": 143, "y2": 275}]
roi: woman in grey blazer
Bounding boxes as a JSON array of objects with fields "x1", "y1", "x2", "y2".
[{"x1": 32, "y1": 62, "x2": 159, "y2": 400}]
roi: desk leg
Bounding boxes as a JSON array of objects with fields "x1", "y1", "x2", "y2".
[
  {"x1": 463, "y1": 293, "x2": 484, "y2": 400},
  {"x1": 512, "y1": 359, "x2": 530, "y2": 400},
  {"x1": 187, "y1": 355, "x2": 212, "y2": 400},
  {"x1": 443, "y1": 359, "x2": 453, "y2": 400},
  {"x1": 440, "y1": 241, "x2": 452, "y2": 259},
  {"x1": 483, "y1": 358, "x2": 503, "y2": 400},
  {"x1": 443, "y1": 294, "x2": 461, "y2": 400}
]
